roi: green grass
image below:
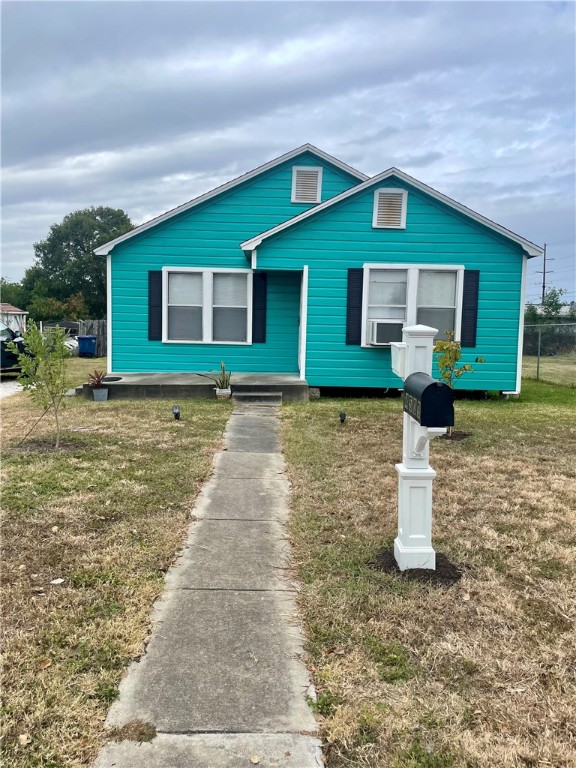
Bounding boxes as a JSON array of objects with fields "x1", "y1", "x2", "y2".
[
  {"x1": 1, "y1": 357, "x2": 232, "y2": 767},
  {"x1": 523, "y1": 351, "x2": 576, "y2": 387},
  {"x1": 282, "y1": 379, "x2": 576, "y2": 767}
]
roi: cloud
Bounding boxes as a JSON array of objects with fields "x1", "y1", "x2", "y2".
[{"x1": 1, "y1": 1, "x2": 574, "y2": 295}]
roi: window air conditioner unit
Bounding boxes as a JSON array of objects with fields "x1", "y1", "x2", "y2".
[{"x1": 368, "y1": 320, "x2": 404, "y2": 346}]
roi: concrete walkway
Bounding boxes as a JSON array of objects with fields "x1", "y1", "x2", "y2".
[{"x1": 94, "y1": 403, "x2": 322, "y2": 768}]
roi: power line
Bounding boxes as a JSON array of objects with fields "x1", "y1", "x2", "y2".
[{"x1": 535, "y1": 243, "x2": 554, "y2": 304}]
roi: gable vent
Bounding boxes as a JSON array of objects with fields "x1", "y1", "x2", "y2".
[
  {"x1": 373, "y1": 189, "x2": 407, "y2": 229},
  {"x1": 292, "y1": 166, "x2": 322, "y2": 203}
]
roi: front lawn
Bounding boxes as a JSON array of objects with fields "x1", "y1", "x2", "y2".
[
  {"x1": 282, "y1": 381, "x2": 576, "y2": 767},
  {"x1": 1, "y1": 358, "x2": 231, "y2": 767}
]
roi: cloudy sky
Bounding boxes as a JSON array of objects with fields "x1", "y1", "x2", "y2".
[{"x1": 2, "y1": 0, "x2": 575, "y2": 303}]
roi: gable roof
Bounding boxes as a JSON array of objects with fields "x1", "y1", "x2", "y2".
[
  {"x1": 0, "y1": 303, "x2": 28, "y2": 314},
  {"x1": 94, "y1": 144, "x2": 369, "y2": 256},
  {"x1": 241, "y1": 167, "x2": 544, "y2": 258}
]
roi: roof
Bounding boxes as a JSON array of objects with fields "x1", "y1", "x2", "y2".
[
  {"x1": 0, "y1": 303, "x2": 28, "y2": 314},
  {"x1": 241, "y1": 167, "x2": 544, "y2": 258},
  {"x1": 94, "y1": 144, "x2": 369, "y2": 256}
]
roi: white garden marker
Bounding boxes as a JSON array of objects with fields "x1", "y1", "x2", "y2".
[{"x1": 390, "y1": 325, "x2": 454, "y2": 571}]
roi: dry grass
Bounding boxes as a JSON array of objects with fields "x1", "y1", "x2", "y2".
[
  {"x1": 282, "y1": 381, "x2": 576, "y2": 768},
  {"x1": 1, "y1": 357, "x2": 231, "y2": 767},
  {"x1": 523, "y1": 352, "x2": 576, "y2": 387}
]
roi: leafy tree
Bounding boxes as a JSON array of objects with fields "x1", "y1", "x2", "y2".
[
  {"x1": 32, "y1": 207, "x2": 133, "y2": 317},
  {"x1": 540, "y1": 287, "x2": 568, "y2": 321},
  {"x1": 65, "y1": 292, "x2": 89, "y2": 320},
  {"x1": 434, "y1": 332, "x2": 484, "y2": 434},
  {"x1": 26, "y1": 296, "x2": 68, "y2": 322},
  {"x1": 0, "y1": 278, "x2": 26, "y2": 309},
  {"x1": 7, "y1": 321, "x2": 71, "y2": 449},
  {"x1": 524, "y1": 303, "x2": 539, "y2": 325}
]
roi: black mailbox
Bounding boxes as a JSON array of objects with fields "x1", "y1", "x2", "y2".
[{"x1": 403, "y1": 372, "x2": 454, "y2": 428}]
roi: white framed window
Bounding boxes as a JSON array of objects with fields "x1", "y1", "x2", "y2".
[
  {"x1": 162, "y1": 268, "x2": 252, "y2": 344},
  {"x1": 291, "y1": 166, "x2": 322, "y2": 203},
  {"x1": 361, "y1": 264, "x2": 464, "y2": 347},
  {"x1": 372, "y1": 188, "x2": 408, "y2": 229}
]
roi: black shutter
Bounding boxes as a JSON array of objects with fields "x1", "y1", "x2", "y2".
[
  {"x1": 148, "y1": 271, "x2": 163, "y2": 341},
  {"x1": 346, "y1": 268, "x2": 364, "y2": 345},
  {"x1": 252, "y1": 272, "x2": 267, "y2": 343},
  {"x1": 460, "y1": 270, "x2": 479, "y2": 347}
]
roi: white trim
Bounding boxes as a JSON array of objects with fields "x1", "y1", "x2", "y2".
[
  {"x1": 161, "y1": 267, "x2": 253, "y2": 345},
  {"x1": 291, "y1": 166, "x2": 323, "y2": 204},
  {"x1": 361, "y1": 264, "x2": 465, "y2": 348},
  {"x1": 95, "y1": 144, "x2": 368, "y2": 256},
  {"x1": 106, "y1": 255, "x2": 113, "y2": 373},
  {"x1": 251, "y1": 249, "x2": 257, "y2": 270},
  {"x1": 372, "y1": 188, "x2": 407, "y2": 229},
  {"x1": 241, "y1": 168, "x2": 544, "y2": 257},
  {"x1": 298, "y1": 266, "x2": 309, "y2": 380},
  {"x1": 514, "y1": 254, "x2": 528, "y2": 394}
]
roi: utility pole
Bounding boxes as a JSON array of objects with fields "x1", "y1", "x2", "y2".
[{"x1": 537, "y1": 243, "x2": 553, "y2": 305}]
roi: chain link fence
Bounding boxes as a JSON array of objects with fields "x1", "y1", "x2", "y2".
[{"x1": 523, "y1": 323, "x2": 576, "y2": 386}]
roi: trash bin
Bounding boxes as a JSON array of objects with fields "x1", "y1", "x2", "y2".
[{"x1": 77, "y1": 335, "x2": 97, "y2": 358}]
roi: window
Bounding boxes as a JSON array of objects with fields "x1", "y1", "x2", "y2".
[
  {"x1": 163, "y1": 269, "x2": 252, "y2": 344},
  {"x1": 362, "y1": 264, "x2": 463, "y2": 346},
  {"x1": 291, "y1": 166, "x2": 322, "y2": 203},
  {"x1": 372, "y1": 189, "x2": 407, "y2": 229}
]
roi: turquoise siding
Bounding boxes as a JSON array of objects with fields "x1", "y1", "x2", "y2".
[
  {"x1": 256, "y1": 179, "x2": 525, "y2": 390},
  {"x1": 110, "y1": 153, "x2": 357, "y2": 372}
]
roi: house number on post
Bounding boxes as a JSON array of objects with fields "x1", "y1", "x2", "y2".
[{"x1": 390, "y1": 326, "x2": 455, "y2": 571}]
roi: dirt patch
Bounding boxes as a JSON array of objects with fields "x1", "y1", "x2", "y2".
[
  {"x1": 441, "y1": 430, "x2": 471, "y2": 441},
  {"x1": 367, "y1": 549, "x2": 463, "y2": 586},
  {"x1": 9, "y1": 438, "x2": 87, "y2": 453},
  {"x1": 107, "y1": 719, "x2": 157, "y2": 743}
]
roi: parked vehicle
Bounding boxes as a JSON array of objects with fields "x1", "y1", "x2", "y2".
[{"x1": 0, "y1": 321, "x2": 25, "y2": 372}]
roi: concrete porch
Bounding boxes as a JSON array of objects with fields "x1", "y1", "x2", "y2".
[{"x1": 76, "y1": 372, "x2": 309, "y2": 402}]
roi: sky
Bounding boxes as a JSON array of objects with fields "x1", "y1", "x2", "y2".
[{"x1": 2, "y1": 0, "x2": 575, "y2": 304}]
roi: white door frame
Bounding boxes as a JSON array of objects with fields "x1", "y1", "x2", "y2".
[{"x1": 298, "y1": 265, "x2": 309, "y2": 380}]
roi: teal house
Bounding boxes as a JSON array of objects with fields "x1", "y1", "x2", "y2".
[{"x1": 96, "y1": 144, "x2": 543, "y2": 394}]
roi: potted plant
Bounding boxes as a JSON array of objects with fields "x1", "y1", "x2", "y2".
[
  {"x1": 199, "y1": 362, "x2": 232, "y2": 399},
  {"x1": 88, "y1": 369, "x2": 109, "y2": 402}
]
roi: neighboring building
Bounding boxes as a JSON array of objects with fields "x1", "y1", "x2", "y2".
[
  {"x1": 525, "y1": 302, "x2": 576, "y2": 318},
  {"x1": 0, "y1": 303, "x2": 28, "y2": 334},
  {"x1": 96, "y1": 144, "x2": 544, "y2": 393}
]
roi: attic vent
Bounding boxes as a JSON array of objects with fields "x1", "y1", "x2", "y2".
[
  {"x1": 373, "y1": 189, "x2": 407, "y2": 229},
  {"x1": 291, "y1": 166, "x2": 322, "y2": 203}
]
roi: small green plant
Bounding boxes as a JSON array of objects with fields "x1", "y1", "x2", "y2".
[
  {"x1": 7, "y1": 321, "x2": 71, "y2": 449},
  {"x1": 309, "y1": 690, "x2": 343, "y2": 716},
  {"x1": 433, "y1": 331, "x2": 484, "y2": 389},
  {"x1": 199, "y1": 361, "x2": 231, "y2": 389},
  {"x1": 87, "y1": 369, "x2": 107, "y2": 389}
]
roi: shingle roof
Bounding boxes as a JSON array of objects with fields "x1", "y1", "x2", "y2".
[{"x1": 0, "y1": 303, "x2": 28, "y2": 314}]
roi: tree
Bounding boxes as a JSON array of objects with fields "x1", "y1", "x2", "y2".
[
  {"x1": 0, "y1": 278, "x2": 26, "y2": 309},
  {"x1": 540, "y1": 287, "x2": 568, "y2": 322},
  {"x1": 434, "y1": 332, "x2": 484, "y2": 434},
  {"x1": 26, "y1": 296, "x2": 68, "y2": 322},
  {"x1": 7, "y1": 321, "x2": 71, "y2": 449},
  {"x1": 32, "y1": 207, "x2": 133, "y2": 318},
  {"x1": 434, "y1": 331, "x2": 483, "y2": 389}
]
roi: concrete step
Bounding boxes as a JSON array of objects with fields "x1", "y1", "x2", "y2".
[{"x1": 232, "y1": 391, "x2": 282, "y2": 404}]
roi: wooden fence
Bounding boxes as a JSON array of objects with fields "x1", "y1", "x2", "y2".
[{"x1": 79, "y1": 319, "x2": 107, "y2": 357}]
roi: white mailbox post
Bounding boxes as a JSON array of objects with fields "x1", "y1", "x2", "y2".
[{"x1": 390, "y1": 325, "x2": 453, "y2": 571}]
